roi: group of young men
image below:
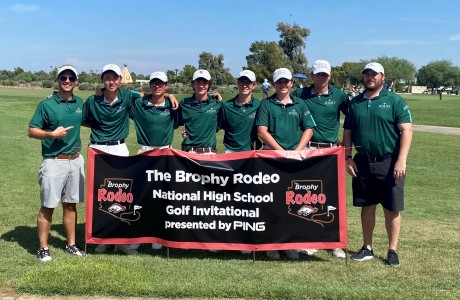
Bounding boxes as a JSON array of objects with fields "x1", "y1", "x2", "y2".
[{"x1": 28, "y1": 60, "x2": 412, "y2": 267}]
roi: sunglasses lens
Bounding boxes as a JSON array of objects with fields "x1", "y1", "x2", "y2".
[{"x1": 59, "y1": 75, "x2": 77, "y2": 82}]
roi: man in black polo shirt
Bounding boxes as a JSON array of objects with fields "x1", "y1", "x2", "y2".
[
  {"x1": 343, "y1": 62, "x2": 413, "y2": 267},
  {"x1": 28, "y1": 65, "x2": 86, "y2": 261}
]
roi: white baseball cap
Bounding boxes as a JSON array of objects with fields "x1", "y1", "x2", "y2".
[
  {"x1": 57, "y1": 65, "x2": 78, "y2": 79},
  {"x1": 362, "y1": 62, "x2": 385, "y2": 74},
  {"x1": 192, "y1": 69, "x2": 211, "y2": 81},
  {"x1": 102, "y1": 64, "x2": 122, "y2": 76},
  {"x1": 149, "y1": 71, "x2": 168, "y2": 83},
  {"x1": 273, "y1": 68, "x2": 292, "y2": 82},
  {"x1": 312, "y1": 60, "x2": 331, "y2": 75},
  {"x1": 238, "y1": 70, "x2": 256, "y2": 82}
]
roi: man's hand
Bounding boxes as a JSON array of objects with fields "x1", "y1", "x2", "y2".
[
  {"x1": 211, "y1": 92, "x2": 222, "y2": 102},
  {"x1": 167, "y1": 94, "x2": 179, "y2": 110},
  {"x1": 95, "y1": 88, "x2": 103, "y2": 96},
  {"x1": 393, "y1": 159, "x2": 407, "y2": 179},
  {"x1": 345, "y1": 158, "x2": 358, "y2": 177},
  {"x1": 52, "y1": 126, "x2": 74, "y2": 139}
]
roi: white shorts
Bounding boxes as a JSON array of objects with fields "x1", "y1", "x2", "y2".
[
  {"x1": 89, "y1": 143, "x2": 129, "y2": 156},
  {"x1": 38, "y1": 155, "x2": 85, "y2": 208}
]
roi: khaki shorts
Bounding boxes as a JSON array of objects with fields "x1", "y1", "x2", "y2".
[{"x1": 38, "y1": 155, "x2": 85, "y2": 208}]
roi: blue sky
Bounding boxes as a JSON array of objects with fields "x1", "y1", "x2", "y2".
[{"x1": 0, "y1": 0, "x2": 459, "y2": 76}]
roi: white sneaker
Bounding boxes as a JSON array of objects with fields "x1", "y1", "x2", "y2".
[
  {"x1": 37, "y1": 247, "x2": 52, "y2": 262},
  {"x1": 151, "y1": 243, "x2": 162, "y2": 250},
  {"x1": 115, "y1": 244, "x2": 139, "y2": 255},
  {"x1": 130, "y1": 243, "x2": 141, "y2": 250},
  {"x1": 300, "y1": 248, "x2": 318, "y2": 256},
  {"x1": 332, "y1": 248, "x2": 346, "y2": 259},
  {"x1": 95, "y1": 244, "x2": 110, "y2": 253},
  {"x1": 266, "y1": 250, "x2": 280, "y2": 260},
  {"x1": 284, "y1": 250, "x2": 299, "y2": 260}
]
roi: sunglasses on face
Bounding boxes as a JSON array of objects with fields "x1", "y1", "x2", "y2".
[
  {"x1": 150, "y1": 81, "x2": 166, "y2": 87},
  {"x1": 238, "y1": 80, "x2": 253, "y2": 86},
  {"x1": 59, "y1": 75, "x2": 77, "y2": 82}
]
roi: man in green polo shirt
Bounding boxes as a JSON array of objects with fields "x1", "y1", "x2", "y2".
[
  {"x1": 255, "y1": 67, "x2": 316, "y2": 260},
  {"x1": 176, "y1": 69, "x2": 222, "y2": 154},
  {"x1": 28, "y1": 65, "x2": 86, "y2": 261},
  {"x1": 291, "y1": 59, "x2": 349, "y2": 259},
  {"x1": 82, "y1": 64, "x2": 140, "y2": 157},
  {"x1": 256, "y1": 67, "x2": 315, "y2": 151},
  {"x1": 219, "y1": 70, "x2": 261, "y2": 153},
  {"x1": 130, "y1": 71, "x2": 176, "y2": 153},
  {"x1": 343, "y1": 62, "x2": 413, "y2": 267},
  {"x1": 128, "y1": 71, "x2": 176, "y2": 252},
  {"x1": 82, "y1": 64, "x2": 140, "y2": 255}
]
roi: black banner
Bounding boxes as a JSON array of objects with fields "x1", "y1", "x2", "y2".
[{"x1": 86, "y1": 148, "x2": 347, "y2": 251}]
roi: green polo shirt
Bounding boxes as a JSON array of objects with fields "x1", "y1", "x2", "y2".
[
  {"x1": 129, "y1": 96, "x2": 176, "y2": 146},
  {"x1": 255, "y1": 95, "x2": 316, "y2": 150},
  {"x1": 176, "y1": 95, "x2": 221, "y2": 150},
  {"x1": 219, "y1": 96, "x2": 262, "y2": 151},
  {"x1": 344, "y1": 89, "x2": 412, "y2": 157},
  {"x1": 82, "y1": 89, "x2": 140, "y2": 143},
  {"x1": 292, "y1": 85, "x2": 348, "y2": 143},
  {"x1": 29, "y1": 92, "x2": 83, "y2": 157}
]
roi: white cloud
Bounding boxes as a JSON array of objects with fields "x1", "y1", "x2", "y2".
[
  {"x1": 448, "y1": 35, "x2": 460, "y2": 41},
  {"x1": 9, "y1": 4, "x2": 40, "y2": 12}
]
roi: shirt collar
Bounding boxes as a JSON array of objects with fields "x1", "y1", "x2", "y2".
[{"x1": 53, "y1": 91, "x2": 76, "y2": 103}]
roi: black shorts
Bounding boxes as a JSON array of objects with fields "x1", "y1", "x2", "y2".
[{"x1": 352, "y1": 154, "x2": 405, "y2": 212}]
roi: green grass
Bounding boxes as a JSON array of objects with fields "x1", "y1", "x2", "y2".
[
  {"x1": 401, "y1": 93, "x2": 460, "y2": 127},
  {"x1": 0, "y1": 87, "x2": 459, "y2": 299}
]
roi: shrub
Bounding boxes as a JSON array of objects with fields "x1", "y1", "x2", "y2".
[
  {"x1": 78, "y1": 82, "x2": 91, "y2": 91},
  {"x1": 42, "y1": 80, "x2": 54, "y2": 88}
]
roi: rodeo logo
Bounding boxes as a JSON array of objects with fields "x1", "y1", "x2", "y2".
[
  {"x1": 97, "y1": 178, "x2": 142, "y2": 224},
  {"x1": 285, "y1": 180, "x2": 336, "y2": 227}
]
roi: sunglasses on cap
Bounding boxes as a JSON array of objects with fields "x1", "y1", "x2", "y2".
[{"x1": 59, "y1": 75, "x2": 77, "y2": 83}]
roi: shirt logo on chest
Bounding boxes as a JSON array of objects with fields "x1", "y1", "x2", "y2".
[
  {"x1": 378, "y1": 102, "x2": 391, "y2": 109},
  {"x1": 206, "y1": 107, "x2": 216, "y2": 114},
  {"x1": 288, "y1": 109, "x2": 299, "y2": 116}
]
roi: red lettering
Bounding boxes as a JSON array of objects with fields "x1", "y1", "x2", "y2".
[
  {"x1": 286, "y1": 191, "x2": 295, "y2": 204},
  {"x1": 97, "y1": 188, "x2": 133, "y2": 204},
  {"x1": 285, "y1": 191, "x2": 327, "y2": 205}
]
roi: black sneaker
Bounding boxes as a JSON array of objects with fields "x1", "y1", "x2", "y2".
[
  {"x1": 65, "y1": 244, "x2": 86, "y2": 257},
  {"x1": 351, "y1": 246, "x2": 374, "y2": 261},
  {"x1": 37, "y1": 247, "x2": 52, "y2": 262},
  {"x1": 385, "y1": 249, "x2": 400, "y2": 267}
]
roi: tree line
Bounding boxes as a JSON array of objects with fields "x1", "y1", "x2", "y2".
[{"x1": 1, "y1": 23, "x2": 459, "y2": 94}]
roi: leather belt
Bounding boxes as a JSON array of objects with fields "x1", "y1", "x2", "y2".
[
  {"x1": 359, "y1": 153, "x2": 392, "y2": 162},
  {"x1": 188, "y1": 147, "x2": 216, "y2": 153},
  {"x1": 56, "y1": 153, "x2": 80, "y2": 160},
  {"x1": 309, "y1": 141, "x2": 338, "y2": 148},
  {"x1": 91, "y1": 139, "x2": 125, "y2": 145}
]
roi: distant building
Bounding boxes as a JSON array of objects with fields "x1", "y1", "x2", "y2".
[
  {"x1": 410, "y1": 86, "x2": 427, "y2": 94},
  {"x1": 136, "y1": 80, "x2": 150, "y2": 85}
]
